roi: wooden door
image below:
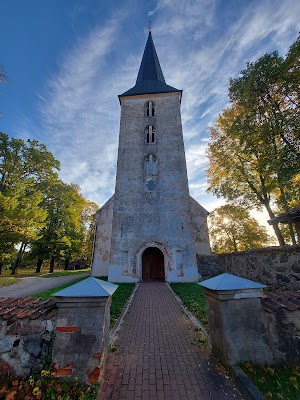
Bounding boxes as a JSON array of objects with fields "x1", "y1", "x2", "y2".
[{"x1": 142, "y1": 247, "x2": 165, "y2": 281}]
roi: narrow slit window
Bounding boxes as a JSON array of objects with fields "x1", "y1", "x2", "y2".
[
  {"x1": 146, "y1": 126, "x2": 156, "y2": 143},
  {"x1": 146, "y1": 101, "x2": 155, "y2": 117}
]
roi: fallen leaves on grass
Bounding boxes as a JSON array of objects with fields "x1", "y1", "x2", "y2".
[
  {"x1": 242, "y1": 363, "x2": 300, "y2": 400},
  {"x1": 0, "y1": 370, "x2": 99, "y2": 400}
]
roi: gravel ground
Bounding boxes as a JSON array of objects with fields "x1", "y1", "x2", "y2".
[{"x1": 0, "y1": 273, "x2": 90, "y2": 298}]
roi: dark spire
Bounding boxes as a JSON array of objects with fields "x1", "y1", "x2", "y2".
[
  {"x1": 120, "y1": 31, "x2": 181, "y2": 98},
  {"x1": 136, "y1": 31, "x2": 165, "y2": 84}
]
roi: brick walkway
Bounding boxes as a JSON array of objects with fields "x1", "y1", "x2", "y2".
[{"x1": 99, "y1": 282, "x2": 241, "y2": 399}]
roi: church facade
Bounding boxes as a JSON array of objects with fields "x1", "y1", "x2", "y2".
[{"x1": 91, "y1": 31, "x2": 210, "y2": 283}]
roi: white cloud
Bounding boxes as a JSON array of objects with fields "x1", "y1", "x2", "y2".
[
  {"x1": 149, "y1": 0, "x2": 299, "y2": 210},
  {"x1": 37, "y1": 14, "x2": 135, "y2": 206},
  {"x1": 32, "y1": 0, "x2": 299, "y2": 220},
  {"x1": 185, "y1": 143, "x2": 208, "y2": 179}
]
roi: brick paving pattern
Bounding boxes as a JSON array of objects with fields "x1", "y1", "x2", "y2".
[{"x1": 100, "y1": 282, "x2": 241, "y2": 399}]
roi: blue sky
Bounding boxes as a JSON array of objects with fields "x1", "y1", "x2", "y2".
[{"x1": 0, "y1": 0, "x2": 299, "y2": 231}]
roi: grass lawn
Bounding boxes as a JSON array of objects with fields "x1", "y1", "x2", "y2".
[
  {"x1": 31, "y1": 277, "x2": 86, "y2": 298},
  {"x1": 0, "y1": 277, "x2": 21, "y2": 287},
  {"x1": 110, "y1": 283, "x2": 136, "y2": 328},
  {"x1": 43, "y1": 269, "x2": 90, "y2": 278},
  {"x1": 1, "y1": 267, "x2": 90, "y2": 278},
  {"x1": 170, "y1": 283, "x2": 208, "y2": 331},
  {"x1": 241, "y1": 363, "x2": 300, "y2": 399}
]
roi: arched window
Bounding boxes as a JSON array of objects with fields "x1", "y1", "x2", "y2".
[
  {"x1": 146, "y1": 101, "x2": 155, "y2": 117},
  {"x1": 146, "y1": 125, "x2": 156, "y2": 143},
  {"x1": 145, "y1": 155, "x2": 157, "y2": 176}
]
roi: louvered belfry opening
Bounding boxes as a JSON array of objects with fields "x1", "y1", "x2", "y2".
[{"x1": 142, "y1": 247, "x2": 165, "y2": 281}]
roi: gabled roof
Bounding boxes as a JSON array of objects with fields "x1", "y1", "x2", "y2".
[{"x1": 120, "y1": 31, "x2": 181, "y2": 98}]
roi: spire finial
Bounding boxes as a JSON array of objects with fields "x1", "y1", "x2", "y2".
[{"x1": 148, "y1": 21, "x2": 151, "y2": 33}]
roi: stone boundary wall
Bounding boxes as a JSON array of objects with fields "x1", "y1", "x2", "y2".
[
  {"x1": 197, "y1": 245, "x2": 300, "y2": 290},
  {"x1": 0, "y1": 298, "x2": 57, "y2": 377},
  {"x1": 262, "y1": 292, "x2": 300, "y2": 364}
]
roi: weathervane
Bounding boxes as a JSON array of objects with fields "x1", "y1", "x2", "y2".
[{"x1": 148, "y1": 21, "x2": 151, "y2": 32}]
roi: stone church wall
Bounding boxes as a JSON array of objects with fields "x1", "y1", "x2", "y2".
[
  {"x1": 190, "y1": 196, "x2": 211, "y2": 256},
  {"x1": 109, "y1": 93, "x2": 198, "y2": 282},
  {"x1": 197, "y1": 245, "x2": 300, "y2": 290},
  {"x1": 91, "y1": 196, "x2": 114, "y2": 277}
]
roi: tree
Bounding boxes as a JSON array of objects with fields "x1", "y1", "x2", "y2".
[
  {"x1": 77, "y1": 200, "x2": 98, "y2": 264},
  {"x1": 0, "y1": 133, "x2": 60, "y2": 273},
  {"x1": 206, "y1": 36, "x2": 300, "y2": 246},
  {"x1": 31, "y1": 181, "x2": 97, "y2": 273},
  {"x1": 0, "y1": 65, "x2": 8, "y2": 118},
  {"x1": 0, "y1": 132, "x2": 98, "y2": 274},
  {"x1": 229, "y1": 43, "x2": 299, "y2": 206},
  {"x1": 58, "y1": 183, "x2": 87, "y2": 271},
  {"x1": 209, "y1": 205, "x2": 272, "y2": 253},
  {"x1": 206, "y1": 105, "x2": 286, "y2": 245},
  {"x1": 229, "y1": 48, "x2": 299, "y2": 157}
]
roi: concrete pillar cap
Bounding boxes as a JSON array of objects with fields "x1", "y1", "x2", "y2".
[
  {"x1": 52, "y1": 277, "x2": 119, "y2": 298},
  {"x1": 198, "y1": 273, "x2": 266, "y2": 291}
]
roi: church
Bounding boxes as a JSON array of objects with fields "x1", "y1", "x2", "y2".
[{"x1": 91, "y1": 30, "x2": 210, "y2": 283}]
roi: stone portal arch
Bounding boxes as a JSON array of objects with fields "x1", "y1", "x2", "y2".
[{"x1": 136, "y1": 242, "x2": 168, "y2": 281}]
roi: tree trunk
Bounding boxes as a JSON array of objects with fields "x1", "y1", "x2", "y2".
[
  {"x1": 288, "y1": 223, "x2": 296, "y2": 245},
  {"x1": 279, "y1": 188, "x2": 296, "y2": 244},
  {"x1": 35, "y1": 257, "x2": 43, "y2": 273},
  {"x1": 11, "y1": 247, "x2": 21, "y2": 275},
  {"x1": 49, "y1": 256, "x2": 55, "y2": 273},
  {"x1": 11, "y1": 242, "x2": 26, "y2": 275},
  {"x1": 264, "y1": 202, "x2": 285, "y2": 246},
  {"x1": 64, "y1": 258, "x2": 70, "y2": 271},
  {"x1": 0, "y1": 262, "x2": 2, "y2": 275},
  {"x1": 233, "y1": 235, "x2": 238, "y2": 252},
  {"x1": 295, "y1": 222, "x2": 300, "y2": 245}
]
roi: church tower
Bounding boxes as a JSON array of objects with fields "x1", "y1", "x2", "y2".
[{"x1": 91, "y1": 31, "x2": 210, "y2": 282}]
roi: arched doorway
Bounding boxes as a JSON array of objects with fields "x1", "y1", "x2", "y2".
[{"x1": 142, "y1": 247, "x2": 165, "y2": 281}]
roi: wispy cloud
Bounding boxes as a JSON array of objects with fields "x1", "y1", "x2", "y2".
[
  {"x1": 146, "y1": 0, "x2": 299, "y2": 230},
  {"x1": 37, "y1": 13, "x2": 135, "y2": 205},
  {"x1": 32, "y1": 0, "x2": 299, "y2": 232},
  {"x1": 185, "y1": 143, "x2": 208, "y2": 178}
]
